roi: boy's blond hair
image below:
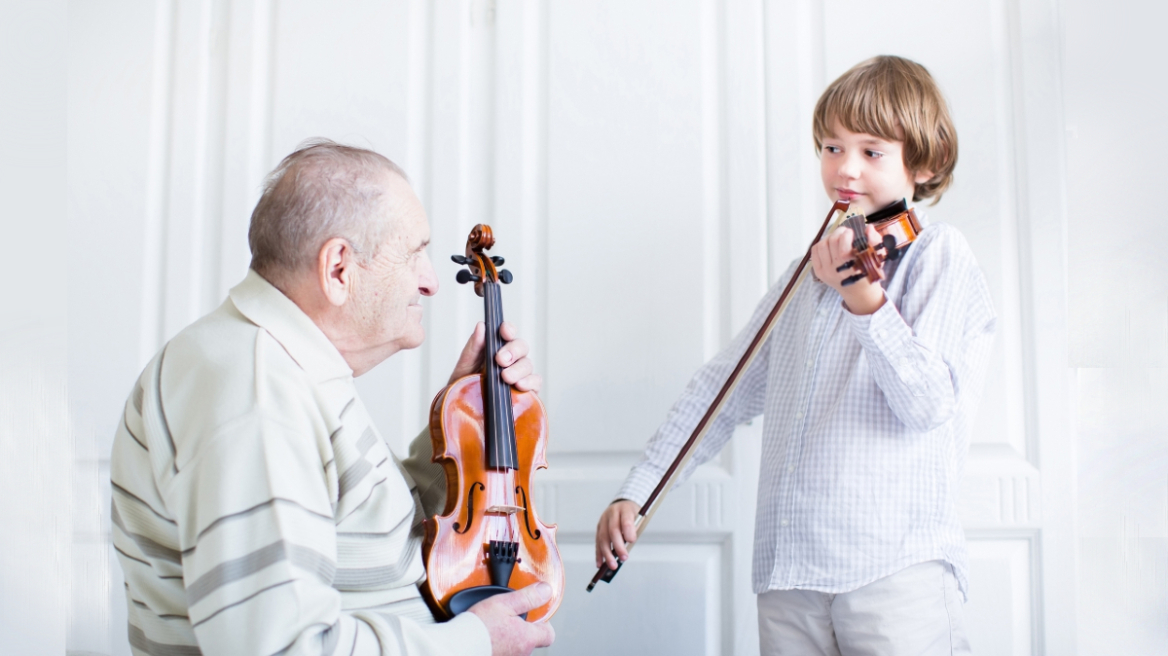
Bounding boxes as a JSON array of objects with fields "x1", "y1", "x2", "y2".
[{"x1": 813, "y1": 56, "x2": 957, "y2": 203}]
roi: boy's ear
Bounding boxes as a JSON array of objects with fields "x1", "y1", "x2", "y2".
[{"x1": 913, "y1": 169, "x2": 935, "y2": 184}]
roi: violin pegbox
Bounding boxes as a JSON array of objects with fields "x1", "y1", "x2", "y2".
[{"x1": 451, "y1": 224, "x2": 513, "y2": 297}]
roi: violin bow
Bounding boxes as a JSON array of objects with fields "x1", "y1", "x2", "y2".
[{"x1": 587, "y1": 199, "x2": 855, "y2": 592}]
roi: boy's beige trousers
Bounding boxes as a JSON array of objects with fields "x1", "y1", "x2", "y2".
[{"x1": 757, "y1": 560, "x2": 972, "y2": 655}]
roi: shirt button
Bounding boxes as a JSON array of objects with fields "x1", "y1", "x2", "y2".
[
  {"x1": 795, "y1": 411, "x2": 804, "y2": 420},
  {"x1": 787, "y1": 466, "x2": 795, "y2": 473},
  {"x1": 805, "y1": 360, "x2": 814, "y2": 369},
  {"x1": 781, "y1": 519, "x2": 789, "y2": 527},
  {"x1": 878, "y1": 329, "x2": 887, "y2": 339}
]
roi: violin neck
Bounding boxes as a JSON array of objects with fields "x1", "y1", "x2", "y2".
[{"x1": 482, "y1": 282, "x2": 519, "y2": 470}]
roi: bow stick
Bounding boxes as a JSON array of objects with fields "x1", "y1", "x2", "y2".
[{"x1": 587, "y1": 199, "x2": 856, "y2": 592}]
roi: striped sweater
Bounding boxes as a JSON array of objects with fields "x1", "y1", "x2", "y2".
[{"x1": 110, "y1": 270, "x2": 489, "y2": 656}]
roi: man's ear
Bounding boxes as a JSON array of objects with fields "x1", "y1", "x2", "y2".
[{"x1": 317, "y1": 237, "x2": 356, "y2": 307}]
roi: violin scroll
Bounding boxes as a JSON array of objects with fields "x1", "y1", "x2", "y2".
[{"x1": 451, "y1": 224, "x2": 513, "y2": 296}]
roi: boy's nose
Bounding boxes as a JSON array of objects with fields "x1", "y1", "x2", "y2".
[{"x1": 837, "y1": 154, "x2": 861, "y2": 180}]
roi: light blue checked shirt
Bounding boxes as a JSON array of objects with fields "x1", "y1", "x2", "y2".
[{"x1": 617, "y1": 219, "x2": 996, "y2": 599}]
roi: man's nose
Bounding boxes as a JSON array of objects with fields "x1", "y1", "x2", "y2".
[{"x1": 418, "y1": 255, "x2": 439, "y2": 297}]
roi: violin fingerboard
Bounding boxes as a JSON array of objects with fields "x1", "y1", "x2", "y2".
[{"x1": 843, "y1": 214, "x2": 869, "y2": 251}]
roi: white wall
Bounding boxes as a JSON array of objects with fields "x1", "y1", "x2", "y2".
[
  {"x1": 0, "y1": 2, "x2": 69, "y2": 654},
  {"x1": 45, "y1": 1, "x2": 1168, "y2": 655},
  {"x1": 1063, "y1": 0, "x2": 1168, "y2": 653}
]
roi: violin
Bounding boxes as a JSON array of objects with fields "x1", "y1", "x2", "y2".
[
  {"x1": 420, "y1": 224, "x2": 564, "y2": 622},
  {"x1": 587, "y1": 198, "x2": 921, "y2": 592},
  {"x1": 835, "y1": 198, "x2": 922, "y2": 286}
]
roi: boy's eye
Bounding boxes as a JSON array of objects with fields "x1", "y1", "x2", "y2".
[
  {"x1": 865, "y1": 150, "x2": 884, "y2": 159},
  {"x1": 824, "y1": 145, "x2": 841, "y2": 154}
]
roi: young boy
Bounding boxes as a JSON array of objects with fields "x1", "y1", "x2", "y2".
[{"x1": 595, "y1": 56, "x2": 994, "y2": 655}]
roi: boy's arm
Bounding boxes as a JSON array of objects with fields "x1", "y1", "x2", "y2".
[
  {"x1": 843, "y1": 225, "x2": 997, "y2": 432},
  {"x1": 615, "y1": 259, "x2": 801, "y2": 506}
]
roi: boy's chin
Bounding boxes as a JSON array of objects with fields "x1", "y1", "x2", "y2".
[{"x1": 845, "y1": 197, "x2": 903, "y2": 217}]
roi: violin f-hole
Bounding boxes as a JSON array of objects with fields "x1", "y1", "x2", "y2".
[
  {"x1": 516, "y1": 485, "x2": 541, "y2": 540},
  {"x1": 454, "y1": 482, "x2": 485, "y2": 534}
]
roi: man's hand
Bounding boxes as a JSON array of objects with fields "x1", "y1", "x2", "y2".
[
  {"x1": 809, "y1": 223, "x2": 887, "y2": 315},
  {"x1": 595, "y1": 500, "x2": 641, "y2": 570},
  {"x1": 448, "y1": 322, "x2": 542, "y2": 392},
  {"x1": 468, "y1": 584, "x2": 556, "y2": 656}
]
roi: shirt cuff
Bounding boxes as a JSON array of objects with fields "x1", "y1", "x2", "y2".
[
  {"x1": 844, "y1": 291, "x2": 912, "y2": 355},
  {"x1": 614, "y1": 464, "x2": 662, "y2": 508}
]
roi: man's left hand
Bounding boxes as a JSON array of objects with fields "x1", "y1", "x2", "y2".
[{"x1": 448, "y1": 322, "x2": 542, "y2": 393}]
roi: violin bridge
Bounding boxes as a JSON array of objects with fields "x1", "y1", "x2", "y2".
[{"x1": 485, "y1": 504, "x2": 524, "y2": 515}]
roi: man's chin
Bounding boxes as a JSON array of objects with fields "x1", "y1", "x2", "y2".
[{"x1": 399, "y1": 329, "x2": 426, "y2": 351}]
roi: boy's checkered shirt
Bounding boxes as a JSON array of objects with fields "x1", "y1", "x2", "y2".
[{"x1": 617, "y1": 217, "x2": 996, "y2": 599}]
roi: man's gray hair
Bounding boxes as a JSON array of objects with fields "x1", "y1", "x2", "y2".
[{"x1": 248, "y1": 139, "x2": 408, "y2": 280}]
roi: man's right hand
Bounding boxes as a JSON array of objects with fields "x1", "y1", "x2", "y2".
[
  {"x1": 468, "y1": 583, "x2": 556, "y2": 656},
  {"x1": 594, "y1": 500, "x2": 641, "y2": 571}
]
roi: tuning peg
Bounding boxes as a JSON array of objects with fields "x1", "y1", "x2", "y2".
[
  {"x1": 491, "y1": 256, "x2": 505, "y2": 266},
  {"x1": 451, "y1": 254, "x2": 469, "y2": 265},
  {"x1": 841, "y1": 273, "x2": 865, "y2": 287},
  {"x1": 456, "y1": 270, "x2": 480, "y2": 284},
  {"x1": 498, "y1": 269, "x2": 513, "y2": 284},
  {"x1": 835, "y1": 260, "x2": 855, "y2": 273},
  {"x1": 882, "y1": 234, "x2": 900, "y2": 261}
]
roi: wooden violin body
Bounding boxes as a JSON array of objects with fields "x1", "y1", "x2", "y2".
[
  {"x1": 422, "y1": 378, "x2": 563, "y2": 622},
  {"x1": 420, "y1": 224, "x2": 564, "y2": 623}
]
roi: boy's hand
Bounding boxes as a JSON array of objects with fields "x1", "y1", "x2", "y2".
[
  {"x1": 448, "y1": 321, "x2": 542, "y2": 392},
  {"x1": 467, "y1": 583, "x2": 556, "y2": 655},
  {"x1": 595, "y1": 499, "x2": 641, "y2": 570},
  {"x1": 810, "y1": 223, "x2": 887, "y2": 315}
]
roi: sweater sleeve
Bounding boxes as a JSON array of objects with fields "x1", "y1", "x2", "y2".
[
  {"x1": 400, "y1": 426, "x2": 448, "y2": 520},
  {"x1": 168, "y1": 410, "x2": 488, "y2": 656}
]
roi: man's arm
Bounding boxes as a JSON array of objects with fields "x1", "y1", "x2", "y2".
[{"x1": 172, "y1": 409, "x2": 492, "y2": 656}]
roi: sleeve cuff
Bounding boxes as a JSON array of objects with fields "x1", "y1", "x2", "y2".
[
  {"x1": 614, "y1": 465, "x2": 663, "y2": 508},
  {"x1": 422, "y1": 612, "x2": 492, "y2": 656},
  {"x1": 844, "y1": 292, "x2": 912, "y2": 356}
]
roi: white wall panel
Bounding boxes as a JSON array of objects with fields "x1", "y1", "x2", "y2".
[
  {"x1": 545, "y1": 0, "x2": 711, "y2": 450},
  {"x1": 1063, "y1": 1, "x2": 1168, "y2": 650},
  {"x1": 550, "y1": 542, "x2": 724, "y2": 656},
  {"x1": 966, "y1": 536, "x2": 1036, "y2": 655}
]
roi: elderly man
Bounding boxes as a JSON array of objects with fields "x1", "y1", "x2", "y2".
[{"x1": 110, "y1": 141, "x2": 554, "y2": 656}]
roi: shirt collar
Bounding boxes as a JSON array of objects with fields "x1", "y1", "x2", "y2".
[{"x1": 228, "y1": 269, "x2": 354, "y2": 383}]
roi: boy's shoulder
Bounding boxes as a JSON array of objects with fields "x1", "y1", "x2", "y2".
[{"x1": 908, "y1": 221, "x2": 979, "y2": 268}]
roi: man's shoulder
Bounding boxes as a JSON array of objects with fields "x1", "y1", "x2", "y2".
[
  {"x1": 164, "y1": 298, "x2": 304, "y2": 386},
  {"x1": 156, "y1": 300, "x2": 320, "y2": 449}
]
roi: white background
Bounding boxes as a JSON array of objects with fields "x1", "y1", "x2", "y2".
[{"x1": 0, "y1": 0, "x2": 1164, "y2": 654}]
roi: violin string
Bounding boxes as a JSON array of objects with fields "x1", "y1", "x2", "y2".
[
  {"x1": 489, "y1": 280, "x2": 505, "y2": 543},
  {"x1": 491, "y1": 281, "x2": 517, "y2": 543},
  {"x1": 488, "y1": 279, "x2": 499, "y2": 544}
]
